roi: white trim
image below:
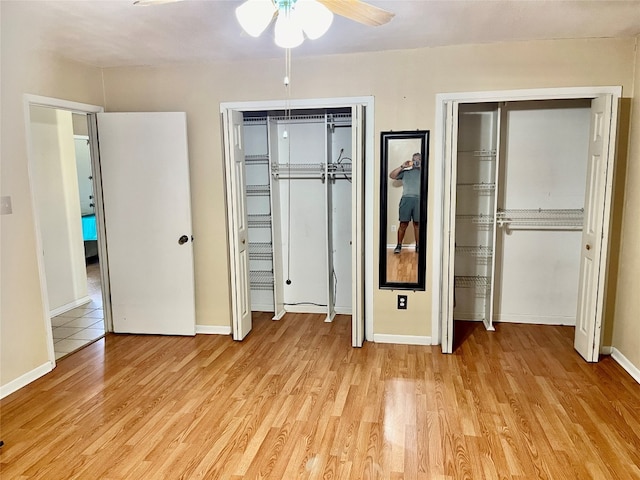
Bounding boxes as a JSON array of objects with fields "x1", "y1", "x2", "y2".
[
  {"x1": 0, "y1": 362, "x2": 53, "y2": 399},
  {"x1": 335, "y1": 307, "x2": 352, "y2": 315},
  {"x1": 610, "y1": 348, "x2": 640, "y2": 384},
  {"x1": 220, "y1": 96, "x2": 375, "y2": 343},
  {"x1": 432, "y1": 86, "x2": 622, "y2": 347},
  {"x1": 24, "y1": 94, "x2": 104, "y2": 114},
  {"x1": 285, "y1": 305, "x2": 329, "y2": 314},
  {"x1": 600, "y1": 345, "x2": 614, "y2": 355},
  {"x1": 196, "y1": 325, "x2": 232, "y2": 335},
  {"x1": 50, "y1": 296, "x2": 91, "y2": 317},
  {"x1": 373, "y1": 334, "x2": 432, "y2": 346},
  {"x1": 23, "y1": 94, "x2": 105, "y2": 368},
  {"x1": 492, "y1": 314, "x2": 576, "y2": 326},
  {"x1": 250, "y1": 304, "x2": 275, "y2": 313}
]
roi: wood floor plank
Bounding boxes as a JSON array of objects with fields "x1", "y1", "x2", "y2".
[{"x1": 1, "y1": 316, "x2": 639, "y2": 479}]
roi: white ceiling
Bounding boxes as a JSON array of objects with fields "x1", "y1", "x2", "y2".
[{"x1": 7, "y1": 0, "x2": 640, "y2": 68}]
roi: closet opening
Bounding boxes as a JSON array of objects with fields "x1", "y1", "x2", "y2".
[
  {"x1": 25, "y1": 99, "x2": 109, "y2": 364},
  {"x1": 436, "y1": 87, "x2": 620, "y2": 362},
  {"x1": 245, "y1": 107, "x2": 353, "y2": 320},
  {"x1": 222, "y1": 97, "x2": 372, "y2": 346}
]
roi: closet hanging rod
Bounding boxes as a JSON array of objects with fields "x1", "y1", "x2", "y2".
[{"x1": 271, "y1": 163, "x2": 351, "y2": 182}]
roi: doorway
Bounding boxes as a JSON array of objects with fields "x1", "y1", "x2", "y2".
[
  {"x1": 24, "y1": 95, "x2": 109, "y2": 364},
  {"x1": 434, "y1": 87, "x2": 621, "y2": 361}
]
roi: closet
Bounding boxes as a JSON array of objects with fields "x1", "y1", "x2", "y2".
[
  {"x1": 452, "y1": 99, "x2": 591, "y2": 330},
  {"x1": 242, "y1": 109, "x2": 353, "y2": 322}
]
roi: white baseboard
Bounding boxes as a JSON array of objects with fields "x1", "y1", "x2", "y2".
[
  {"x1": 1, "y1": 362, "x2": 53, "y2": 399},
  {"x1": 334, "y1": 307, "x2": 352, "y2": 315},
  {"x1": 250, "y1": 304, "x2": 275, "y2": 312},
  {"x1": 50, "y1": 296, "x2": 91, "y2": 317},
  {"x1": 600, "y1": 345, "x2": 614, "y2": 355},
  {"x1": 285, "y1": 305, "x2": 328, "y2": 314},
  {"x1": 610, "y1": 347, "x2": 640, "y2": 385},
  {"x1": 493, "y1": 314, "x2": 575, "y2": 326},
  {"x1": 373, "y1": 334, "x2": 432, "y2": 346},
  {"x1": 195, "y1": 325, "x2": 232, "y2": 335}
]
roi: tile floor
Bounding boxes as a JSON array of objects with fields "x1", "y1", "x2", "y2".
[{"x1": 52, "y1": 261, "x2": 105, "y2": 360}]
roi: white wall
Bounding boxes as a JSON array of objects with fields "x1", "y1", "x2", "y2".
[{"x1": 494, "y1": 101, "x2": 590, "y2": 325}]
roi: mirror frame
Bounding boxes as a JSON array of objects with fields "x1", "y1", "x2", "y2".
[{"x1": 379, "y1": 130, "x2": 429, "y2": 290}]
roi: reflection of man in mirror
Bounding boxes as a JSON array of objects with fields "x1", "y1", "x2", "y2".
[{"x1": 389, "y1": 152, "x2": 421, "y2": 254}]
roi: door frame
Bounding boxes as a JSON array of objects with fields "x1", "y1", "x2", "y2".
[
  {"x1": 432, "y1": 86, "x2": 621, "y2": 353},
  {"x1": 220, "y1": 96, "x2": 375, "y2": 343},
  {"x1": 23, "y1": 94, "x2": 111, "y2": 366}
]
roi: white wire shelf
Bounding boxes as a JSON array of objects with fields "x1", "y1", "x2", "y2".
[
  {"x1": 457, "y1": 149, "x2": 497, "y2": 160},
  {"x1": 249, "y1": 242, "x2": 273, "y2": 261},
  {"x1": 248, "y1": 214, "x2": 272, "y2": 228},
  {"x1": 455, "y1": 246, "x2": 493, "y2": 257},
  {"x1": 456, "y1": 214, "x2": 494, "y2": 225},
  {"x1": 246, "y1": 184, "x2": 270, "y2": 196},
  {"x1": 250, "y1": 270, "x2": 274, "y2": 290},
  {"x1": 496, "y1": 208, "x2": 584, "y2": 229},
  {"x1": 455, "y1": 275, "x2": 491, "y2": 288},
  {"x1": 245, "y1": 154, "x2": 269, "y2": 164},
  {"x1": 458, "y1": 182, "x2": 496, "y2": 192},
  {"x1": 243, "y1": 117, "x2": 267, "y2": 125}
]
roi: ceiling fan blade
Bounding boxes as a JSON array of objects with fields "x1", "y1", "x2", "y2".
[{"x1": 318, "y1": 0, "x2": 394, "y2": 26}]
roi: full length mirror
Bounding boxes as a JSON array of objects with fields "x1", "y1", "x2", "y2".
[{"x1": 379, "y1": 130, "x2": 429, "y2": 290}]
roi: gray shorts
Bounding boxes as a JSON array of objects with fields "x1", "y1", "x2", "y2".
[{"x1": 399, "y1": 196, "x2": 420, "y2": 222}]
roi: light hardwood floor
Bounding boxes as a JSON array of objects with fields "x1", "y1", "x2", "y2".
[{"x1": 1, "y1": 313, "x2": 639, "y2": 479}]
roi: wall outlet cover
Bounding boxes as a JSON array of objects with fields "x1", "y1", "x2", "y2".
[{"x1": 397, "y1": 295, "x2": 407, "y2": 309}]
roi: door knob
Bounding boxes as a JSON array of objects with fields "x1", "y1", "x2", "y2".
[
  {"x1": 586, "y1": 244, "x2": 591, "y2": 251},
  {"x1": 178, "y1": 235, "x2": 189, "y2": 245}
]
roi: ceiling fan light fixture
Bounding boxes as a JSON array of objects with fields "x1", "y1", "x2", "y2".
[
  {"x1": 235, "y1": 0, "x2": 277, "y2": 37},
  {"x1": 274, "y1": 11, "x2": 304, "y2": 49},
  {"x1": 294, "y1": 0, "x2": 333, "y2": 40}
]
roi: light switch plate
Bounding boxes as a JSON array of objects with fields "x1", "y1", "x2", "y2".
[{"x1": 1, "y1": 196, "x2": 12, "y2": 215}]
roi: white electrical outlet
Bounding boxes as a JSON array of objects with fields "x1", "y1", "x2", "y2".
[{"x1": 391, "y1": 224, "x2": 397, "y2": 232}]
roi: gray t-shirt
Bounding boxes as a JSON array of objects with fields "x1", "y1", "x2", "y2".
[{"x1": 396, "y1": 168, "x2": 421, "y2": 197}]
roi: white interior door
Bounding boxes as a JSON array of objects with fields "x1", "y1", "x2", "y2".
[
  {"x1": 97, "y1": 112, "x2": 195, "y2": 335},
  {"x1": 441, "y1": 101, "x2": 459, "y2": 353},
  {"x1": 352, "y1": 104, "x2": 365, "y2": 347},
  {"x1": 223, "y1": 109, "x2": 252, "y2": 340},
  {"x1": 574, "y1": 95, "x2": 615, "y2": 361}
]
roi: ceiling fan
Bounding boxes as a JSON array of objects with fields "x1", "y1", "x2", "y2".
[{"x1": 134, "y1": 0, "x2": 395, "y2": 48}]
